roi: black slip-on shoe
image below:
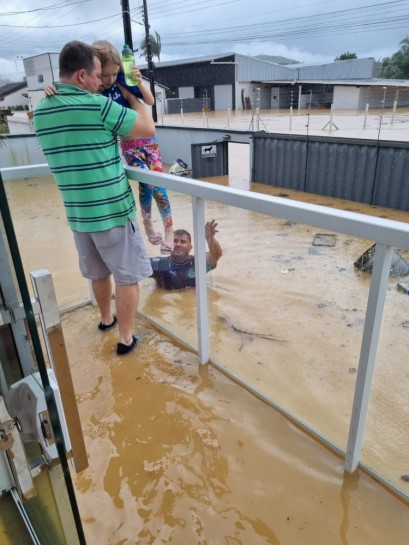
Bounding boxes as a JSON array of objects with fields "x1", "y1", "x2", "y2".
[
  {"x1": 98, "y1": 316, "x2": 117, "y2": 331},
  {"x1": 116, "y1": 335, "x2": 138, "y2": 355}
]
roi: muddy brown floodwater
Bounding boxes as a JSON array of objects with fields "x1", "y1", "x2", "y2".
[{"x1": 3, "y1": 143, "x2": 409, "y2": 544}]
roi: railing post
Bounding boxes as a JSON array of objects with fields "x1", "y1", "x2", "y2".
[
  {"x1": 192, "y1": 197, "x2": 210, "y2": 363},
  {"x1": 30, "y1": 269, "x2": 88, "y2": 472},
  {"x1": 363, "y1": 103, "x2": 369, "y2": 129},
  {"x1": 345, "y1": 243, "x2": 393, "y2": 472}
]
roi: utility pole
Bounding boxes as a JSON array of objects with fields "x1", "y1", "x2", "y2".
[
  {"x1": 121, "y1": 0, "x2": 133, "y2": 50},
  {"x1": 142, "y1": 0, "x2": 157, "y2": 122}
]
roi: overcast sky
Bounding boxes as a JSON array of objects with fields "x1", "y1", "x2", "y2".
[{"x1": 1, "y1": 0, "x2": 408, "y2": 81}]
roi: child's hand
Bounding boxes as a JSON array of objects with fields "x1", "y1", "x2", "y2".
[
  {"x1": 45, "y1": 84, "x2": 58, "y2": 97},
  {"x1": 132, "y1": 67, "x2": 142, "y2": 86}
]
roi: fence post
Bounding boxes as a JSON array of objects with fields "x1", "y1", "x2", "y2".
[
  {"x1": 322, "y1": 104, "x2": 339, "y2": 132},
  {"x1": 363, "y1": 103, "x2": 369, "y2": 129},
  {"x1": 391, "y1": 99, "x2": 397, "y2": 126}
]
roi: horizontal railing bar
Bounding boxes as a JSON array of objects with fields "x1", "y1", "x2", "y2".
[
  {"x1": 2, "y1": 163, "x2": 409, "y2": 249},
  {"x1": 130, "y1": 168, "x2": 409, "y2": 249}
]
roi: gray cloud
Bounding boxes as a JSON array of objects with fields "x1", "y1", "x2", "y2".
[{"x1": 0, "y1": 0, "x2": 407, "y2": 81}]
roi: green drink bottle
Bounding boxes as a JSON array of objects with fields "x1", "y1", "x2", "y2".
[{"x1": 122, "y1": 44, "x2": 139, "y2": 86}]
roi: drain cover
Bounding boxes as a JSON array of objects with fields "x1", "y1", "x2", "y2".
[{"x1": 312, "y1": 233, "x2": 337, "y2": 247}]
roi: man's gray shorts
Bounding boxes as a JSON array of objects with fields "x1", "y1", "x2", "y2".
[{"x1": 73, "y1": 218, "x2": 152, "y2": 285}]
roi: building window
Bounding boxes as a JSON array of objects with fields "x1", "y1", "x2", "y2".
[{"x1": 38, "y1": 74, "x2": 44, "y2": 83}]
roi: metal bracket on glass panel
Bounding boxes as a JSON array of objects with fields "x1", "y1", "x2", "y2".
[
  {"x1": 0, "y1": 395, "x2": 36, "y2": 500},
  {"x1": 0, "y1": 300, "x2": 41, "y2": 326}
]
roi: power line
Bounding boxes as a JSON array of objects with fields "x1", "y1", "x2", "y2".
[
  {"x1": 0, "y1": 13, "x2": 121, "y2": 29},
  {"x1": 0, "y1": 0, "x2": 88, "y2": 17},
  {"x1": 0, "y1": 0, "x2": 407, "y2": 63}
]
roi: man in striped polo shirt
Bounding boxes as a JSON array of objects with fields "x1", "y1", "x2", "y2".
[{"x1": 34, "y1": 40, "x2": 155, "y2": 355}]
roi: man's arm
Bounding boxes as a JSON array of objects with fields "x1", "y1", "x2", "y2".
[
  {"x1": 205, "y1": 220, "x2": 222, "y2": 266},
  {"x1": 118, "y1": 83, "x2": 155, "y2": 140}
]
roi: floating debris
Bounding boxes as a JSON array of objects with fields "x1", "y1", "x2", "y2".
[
  {"x1": 354, "y1": 244, "x2": 409, "y2": 277},
  {"x1": 312, "y1": 233, "x2": 337, "y2": 247}
]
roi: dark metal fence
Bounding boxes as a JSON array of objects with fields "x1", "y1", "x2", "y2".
[{"x1": 252, "y1": 133, "x2": 409, "y2": 211}]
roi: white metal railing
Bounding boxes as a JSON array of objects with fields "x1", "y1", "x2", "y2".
[{"x1": 2, "y1": 163, "x2": 409, "y2": 500}]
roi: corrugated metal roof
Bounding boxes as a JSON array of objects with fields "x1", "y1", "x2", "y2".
[
  {"x1": 141, "y1": 52, "x2": 238, "y2": 68},
  {"x1": 236, "y1": 54, "x2": 296, "y2": 81},
  {"x1": 297, "y1": 58, "x2": 375, "y2": 80},
  {"x1": 145, "y1": 54, "x2": 409, "y2": 86},
  {"x1": 260, "y1": 79, "x2": 409, "y2": 88}
]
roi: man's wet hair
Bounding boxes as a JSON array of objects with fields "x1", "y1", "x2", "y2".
[
  {"x1": 174, "y1": 229, "x2": 191, "y2": 243},
  {"x1": 59, "y1": 40, "x2": 101, "y2": 78}
]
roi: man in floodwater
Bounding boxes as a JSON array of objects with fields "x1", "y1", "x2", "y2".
[{"x1": 150, "y1": 219, "x2": 222, "y2": 290}]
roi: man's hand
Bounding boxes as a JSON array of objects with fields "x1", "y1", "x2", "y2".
[
  {"x1": 205, "y1": 219, "x2": 219, "y2": 242},
  {"x1": 205, "y1": 219, "x2": 222, "y2": 265}
]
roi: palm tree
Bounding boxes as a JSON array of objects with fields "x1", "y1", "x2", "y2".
[{"x1": 139, "y1": 31, "x2": 161, "y2": 62}]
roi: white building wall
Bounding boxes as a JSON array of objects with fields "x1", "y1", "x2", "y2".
[
  {"x1": 214, "y1": 84, "x2": 233, "y2": 111},
  {"x1": 333, "y1": 86, "x2": 361, "y2": 109},
  {"x1": 179, "y1": 87, "x2": 194, "y2": 98},
  {"x1": 24, "y1": 53, "x2": 59, "y2": 91},
  {"x1": 0, "y1": 88, "x2": 28, "y2": 109},
  {"x1": 29, "y1": 90, "x2": 47, "y2": 110},
  {"x1": 239, "y1": 83, "x2": 254, "y2": 110}
]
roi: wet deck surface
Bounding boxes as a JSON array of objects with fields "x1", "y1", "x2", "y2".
[{"x1": 3, "y1": 143, "x2": 409, "y2": 543}]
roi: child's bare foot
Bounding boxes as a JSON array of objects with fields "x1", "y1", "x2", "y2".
[
  {"x1": 161, "y1": 227, "x2": 174, "y2": 254},
  {"x1": 144, "y1": 218, "x2": 162, "y2": 245}
]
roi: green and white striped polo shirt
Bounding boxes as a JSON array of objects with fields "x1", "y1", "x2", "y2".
[{"x1": 34, "y1": 83, "x2": 138, "y2": 232}]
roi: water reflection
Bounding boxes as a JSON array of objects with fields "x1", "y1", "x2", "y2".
[{"x1": 340, "y1": 470, "x2": 360, "y2": 545}]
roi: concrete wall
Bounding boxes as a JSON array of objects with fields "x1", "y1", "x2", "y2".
[
  {"x1": 0, "y1": 134, "x2": 46, "y2": 168},
  {"x1": 0, "y1": 127, "x2": 252, "y2": 172}
]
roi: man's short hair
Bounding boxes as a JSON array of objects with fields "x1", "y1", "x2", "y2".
[
  {"x1": 174, "y1": 229, "x2": 191, "y2": 243},
  {"x1": 59, "y1": 40, "x2": 100, "y2": 78}
]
